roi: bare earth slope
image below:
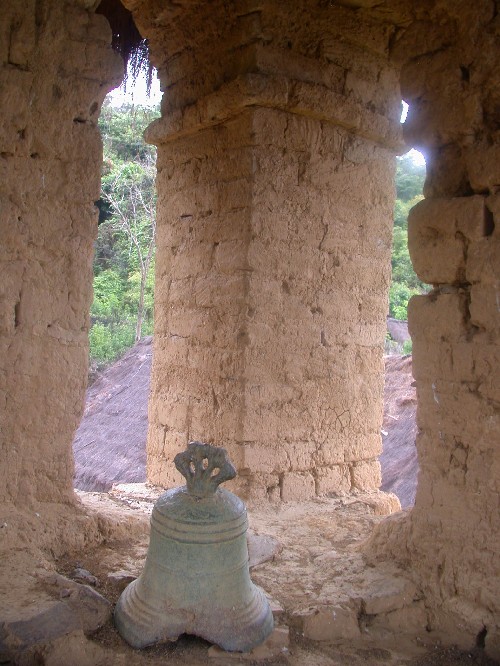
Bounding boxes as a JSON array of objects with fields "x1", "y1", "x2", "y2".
[
  {"x1": 73, "y1": 337, "x2": 152, "y2": 491},
  {"x1": 381, "y1": 354, "x2": 418, "y2": 508},
  {"x1": 74, "y1": 341, "x2": 418, "y2": 506}
]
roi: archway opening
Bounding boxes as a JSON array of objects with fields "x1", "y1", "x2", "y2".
[
  {"x1": 73, "y1": 1, "x2": 160, "y2": 492},
  {"x1": 380, "y1": 101, "x2": 427, "y2": 509}
]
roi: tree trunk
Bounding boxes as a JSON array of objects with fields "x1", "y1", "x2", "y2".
[{"x1": 135, "y1": 268, "x2": 147, "y2": 342}]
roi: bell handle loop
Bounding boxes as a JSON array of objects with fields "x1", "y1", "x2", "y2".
[{"x1": 174, "y1": 441, "x2": 237, "y2": 498}]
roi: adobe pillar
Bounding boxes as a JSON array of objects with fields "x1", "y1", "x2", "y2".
[{"x1": 141, "y1": 1, "x2": 402, "y2": 499}]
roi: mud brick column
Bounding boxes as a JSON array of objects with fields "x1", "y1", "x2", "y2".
[
  {"x1": 368, "y1": 2, "x2": 500, "y2": 656},
  {"x1": 139, "y1": 0, "x2": 402, "y2": 499},
  {"x1": 405, "y1": 129, "x2": 500, "y2": 651},
  {"x1": 0, "y1": 1, "x2": 122, "y2": 505}
]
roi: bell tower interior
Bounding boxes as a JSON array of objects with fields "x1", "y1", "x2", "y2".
[{"x1": 0, "y1": 0, "x2": 498, "y2": 661}]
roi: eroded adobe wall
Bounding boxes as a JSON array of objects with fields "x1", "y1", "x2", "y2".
[
  {"x1": 129, "y1": 0, "x2": 403, "y2": 499},
  {"x1": 240, "y1": 107, "x2": 396, "y2": 501},
  {"x1": 370, "y1": 1, "x2": 500, "y2": 656},
  {"x1": 0, "y1": 0, "x2": 122, "y2": 505}
]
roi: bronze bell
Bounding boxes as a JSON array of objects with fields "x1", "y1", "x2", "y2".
[{"x1": 114, "y1": 441, "x2": 274, "y2": 651}]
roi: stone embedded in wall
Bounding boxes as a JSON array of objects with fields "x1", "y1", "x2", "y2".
[
  {"x1": 6, "y1": 5, "x2": 36, "y2": 68},
  {"x1": 485, "y1": 193, "x2": 500, "y2": 230},
  {"x1": 363, "y1": 576, "x2": 419, "y2": 616},
  {"x1": 367, "y1": 602, "x2": 428, "y2": 637},
  {"x1": 351, "y1": 460, "x2": 382, "y2": 492},
  {"x1": 422, "y1": 144, "x2": 470, "y2": 199},
  {"x1": 469, "y1": 283, "x2": 500, "y2": 332},
  {"x1": 242, "y1": 445, "x2": 289, "y2": 475},
  {"x1": 408, "y1": 196, "x2": 487, "y2": 285},
  {"x1": 465, "y1": 142, "x2": 500, "y2": 193},
  {"x1": 408, "y1": 291, "x2": 468, "y2": 345},
  {"x1": 466, "y1": 237, "x2": 500, "y2": 284},
  {"x1": 281, "y1": 473, "x2": 316, "y2": 502},
  {"x1": 315, "y1": 465, "x2": 351, "y2": 495},
  {"x1": 236, "y1": 472, "x2": 281, "y2": 503}
]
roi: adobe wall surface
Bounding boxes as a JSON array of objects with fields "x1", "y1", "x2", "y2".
[
  {"x1": 137, "y1": 0, "x2": 402, "y2": 500},
  {"x1": 370, "y1": 0, "x2": 500, "y2": 657},
  {"x1": 242, "y1": 107, "x2": 395, "y2": 501},
  {"x1": 0, "y1": 0, "x2": 122, "y2": 506}
]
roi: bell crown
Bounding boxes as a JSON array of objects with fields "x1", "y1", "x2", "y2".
[{"x1": 174, "y1": 441, "x2": 236, "y2": 498}]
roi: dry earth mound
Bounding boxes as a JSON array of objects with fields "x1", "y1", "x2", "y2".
[
  {"x1": 381, "y1": 354, "x2": 418, "y2": 508},
  {"x1": 73, "y1": 337, "x2": 152, "y2": 491}
]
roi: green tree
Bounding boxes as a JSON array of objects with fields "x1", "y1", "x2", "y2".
[
  {"x1": 91, "y1": 269, "x2": 126, "y2": 323},
  {"x1": 101, "y1": 155, "x2": 157, "y2": 342},
  {"x1": 89, "y1": 101, "x2": 159, "y2": 367},
  {"x1": 389, "y1": 153, "x2": 427, "y2": 321},
  {"x1": 395, "y1": 153, "x2": 426, "y2": 201}
]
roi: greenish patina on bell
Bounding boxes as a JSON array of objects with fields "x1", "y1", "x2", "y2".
[{"x1": 114, "y1": 442, "x2": 274, "y2": 651}]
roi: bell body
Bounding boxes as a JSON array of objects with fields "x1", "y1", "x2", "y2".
[{"x1": 114, "y1": 485, "x2": 273, "y2": 651}]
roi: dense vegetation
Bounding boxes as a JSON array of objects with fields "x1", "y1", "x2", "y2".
[
  {"x1": 89, "y1": 104, "x2": 426, "y2": 367},
  {"x1": 389, "y1": 153, "x2": 427, "y2": 320},
  {"x1": 90, "y1": 101, "x2": 159, "y2": 367}
]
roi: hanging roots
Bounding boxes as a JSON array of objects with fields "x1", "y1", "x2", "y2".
[{"x1": 96, "y1": 0, "x2": 153, "y2": 92}]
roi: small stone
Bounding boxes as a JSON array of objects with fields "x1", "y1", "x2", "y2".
[
  {"x1": 0, "y1": 584, "x2": 112, "y2": 663},
  {"x1": 66, "y1": 584, "x2": 112, "y2": 633},
  {"x1": 247, "y1": 533, "x2": 281, "y2": 568},
  {"x1": 2, "y1": 603, "x2": 81, "y2": 650},
  {"x1": 72, "y1": 567, "x2": 98, "y2": 586},
  {"x1": 361, "y1": 492, "x2": 401, "y2": 516},
  {"x1": 107, "y1": 570, "x2": 137, "y2": 593},
  {"x1": 281, "y1": 472, "x2": 316, "y2": 501},
  {"x1": 42, "y1": 572, "x2": 79, "y2": 591},
  {"x1": 296, "y1": 603, "x2": 361, "y2": 641},
  {"x1": 208, "y1": 626, "x2": 289, "y2": 660}
]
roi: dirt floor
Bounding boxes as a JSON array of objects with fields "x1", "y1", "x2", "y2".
[
  {"x1": 14, "y1": 487, "x2": 489, "y2": 666},
  {"x1": 35, "y1": 348, "x2": 495, "y2": 665},
  {"x1": 2, "y1": 485, "x2": 498, "y2": 665}
]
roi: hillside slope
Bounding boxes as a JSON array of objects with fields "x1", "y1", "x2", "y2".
[
  {"x1": 73, "y1": 337, "x2": 152, "y2": 491},
  {"x1": 381, "y1": 354, "x2": 418, "y2": 508}
]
